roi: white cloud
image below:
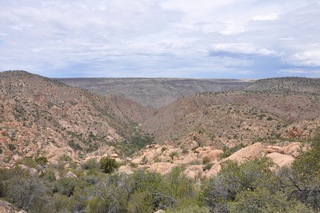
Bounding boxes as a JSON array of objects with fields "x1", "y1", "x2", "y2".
[
  {"x1": 292, "y1": 49, "x2": 320, "y2": 66},
  {"x1": 210, "y1": 43, "x2": 279, "y2": 57},
  {"x1": 0, "y1": 0, "x2": 320, "y2": 78},
  {"x1": 252, "y1": 13, "x2": 279, "y2": 21}
]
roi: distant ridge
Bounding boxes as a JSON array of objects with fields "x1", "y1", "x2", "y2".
[
  {"x1": 245, "y1": 77, "x2": 320, "y2": 94},
  {"x1": 58, "y1": 78, "x2": 253, "y2": 108}
]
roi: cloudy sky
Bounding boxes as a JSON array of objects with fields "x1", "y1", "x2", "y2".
[{"x1": 1, "y1": 0, "x2": 320, "y2": 78}]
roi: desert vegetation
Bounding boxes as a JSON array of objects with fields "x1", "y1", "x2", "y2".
[{"x1": 0, "y1": 134, "x2": 320, "y2": 212}]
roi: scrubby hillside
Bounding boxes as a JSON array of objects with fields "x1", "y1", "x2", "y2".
[
  {"x1": 0, "y1": 71, "x2": 154, "y2": 166},
  {"x1": 143, "y1": 89, "x2": 320, "y2": 146}
]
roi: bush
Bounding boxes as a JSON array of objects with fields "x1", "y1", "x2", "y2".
[
  {"x1": 100, "y1": 156, "x2": 118, "y2": 173},
  {"x1": 203, "y1": 163, "x2": 213, "y2": 171},
  {"x1": 35, "y1": 156, "x2": 48, "y2": 166},
  {"x1": 169, "y1": 151, "x2": 179, "y2": 160},
  {"x1": 202, "y1": 157, "x2": 278, "y2": 212},
  {"x1": 281, "y1": 132, "x2": 320, "y2": 211},
  {"x1": 3, "y1": 168, "x2": 48, "y2": 212},
  {"x1": 202, "y1": 156, "x2": 210, "y2": 165},
  {"x1": 81, "y1": 158, "x2": 99, "y2": 171},
  {"x1": 53, "y1": 177, "x2": 78, "y2": 197}
]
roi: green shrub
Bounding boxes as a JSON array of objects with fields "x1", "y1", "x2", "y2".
[
  {"x1": 202, "y1": 156, "x2": 210, "y2": 165},
  {"x1": 35, "y1": 156, "x2": 48, "y2": 166},
  {"x1": 169, "y1": 151, "x2": 179, "y2": 160},
  {"x1": 161, "y1": 146, "x2": 168, "y2": 152},
  {"x1": 81, "y1": 158, "x2": 99, "y2": 171},
  {"x1": 53, "y1": 177, "x2": 78, "y2": 197},
  {"x1": 100, "y1": 156, "x2": 118, "y2": 173},
  {"x1": 16, "y1": 157, "x2": 37, "y2": 168},
  {"x1": 203, "y1": 163, "x2": 213, "y2": 171}
]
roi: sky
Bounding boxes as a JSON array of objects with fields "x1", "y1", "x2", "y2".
[{"x1": 1, "y1": 0, "x2": 320, "y2": 79}]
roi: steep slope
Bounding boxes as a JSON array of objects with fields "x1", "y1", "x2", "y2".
[
  {"x1": 143, "y1": 89, "x2": 320, "y2": 147},
  {"x1": 58, "y1": 78, "x2": 253, "y2": 108},
  {"x1": 0, "y1": 71, "x2": 154, "y2": 165}
]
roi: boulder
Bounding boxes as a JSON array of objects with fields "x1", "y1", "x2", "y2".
[
  {"x1": 205, "y1": 163, "x2": 221, "y2": 178},
  {"x1": 0, "y1": 200, "x2": 22, "y2": 213},
  {"x1": 178, "y1": 152, "x2": 198, "y2": 164},
  {"x1": 184, "y1": 165, "x2": 204, "y2": 181},
  {"x1": 200, "y1": 150, "x2": 223, "y2": 162},
  {"x1": 225, "y1": 142, "x2": 264, "y2": 163},
  {"x1": 118, "y1": 165, "x2": 134, "y2": 174},
  {"x1": 148, "y1": 162, "x2": 177, "y2": 175},
  {"x1": 266, "y1": 152, "x2": 295, "y2": 168},
  {"x1": 283, "y1": 142, "x2": 301, "y2": 157},
  {"x1": 191, "y1": 141, "x2": 199, "y2": 150}
]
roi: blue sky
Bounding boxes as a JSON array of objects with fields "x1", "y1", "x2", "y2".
[{"x1": 1, "y1": 0, "x2": 320, "y2": 78}]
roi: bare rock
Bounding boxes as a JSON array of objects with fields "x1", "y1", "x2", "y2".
[
  {"x1": 154, "y1": 210, "x2": 166, "y2": 213},
  {"x1": 178, "y1": 152, "x2": 198, "y2": 164},
  {"x1": 118, "y1": 165, "x2": 134, "y2": 174},
  {"x1": 47, "y1": 146, "x2": 77, "y2": 164},
  {"x1": 64, "y1": 171, "x2": 78, "y2": 179},
  {"x1": 283, "y1": 142, "x2": 302, "y2": 157},
  {"x1": 267, "y1": 152, "x2": 295, "y2": 168},
  {"x1": 265, "y1": 145, "x2": 284, "y2": 154},
  {"x1": 191, "y1": 140, "x2": 199, "y2": 150},
  {"x1": 148, "y1": 162, "x2": 177, "y2": 175},
  {"x1": 0, "y1": 200, "x2": 21, "y2": 213},
  {"x1": 200, "y1": 149, "x2": 223, "y2": 162},
  {"x1": 184, "y1": 165, "x2": 204, "y2": 181},
  {"x1": 110, "y1": 153, "x2": 119, "y2": 158},
  {"x1": 225, "y1": 142, "x2": 264, "y2": 163},
  {"x1": 205, "y1": 163, "x2": 221, "y2": 178}
]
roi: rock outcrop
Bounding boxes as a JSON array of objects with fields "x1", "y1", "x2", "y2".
[{"x1": 121, "y1": 141, "x2": 303, "y2": 181}]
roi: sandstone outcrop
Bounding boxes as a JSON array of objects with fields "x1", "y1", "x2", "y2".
[
  {"x1": 225, "y1": 142, "x2": 264, "y2": 163},
  {"x1": 123, "y1": 141, "x2": 303, "y2": 181}
]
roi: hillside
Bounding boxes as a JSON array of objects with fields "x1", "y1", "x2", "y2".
[
  {"x1": 58, "y1": 78, "x2": 252, "y2": 108},
  {"x1": 142, "y1": 81, "x2": 320, "y2": 146},
  {"x1": 0, "y1": 71, "x2": 154, "y2": 166},
  {"x1": 1, "y1": 72, "x2": 320, "y2": 170},
  {"x1": 245, "y1": 77, "x2": 320, "y2": 94},
  {"x1": 2, "y1": 71, "x2": 320, "y2": 213}
]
